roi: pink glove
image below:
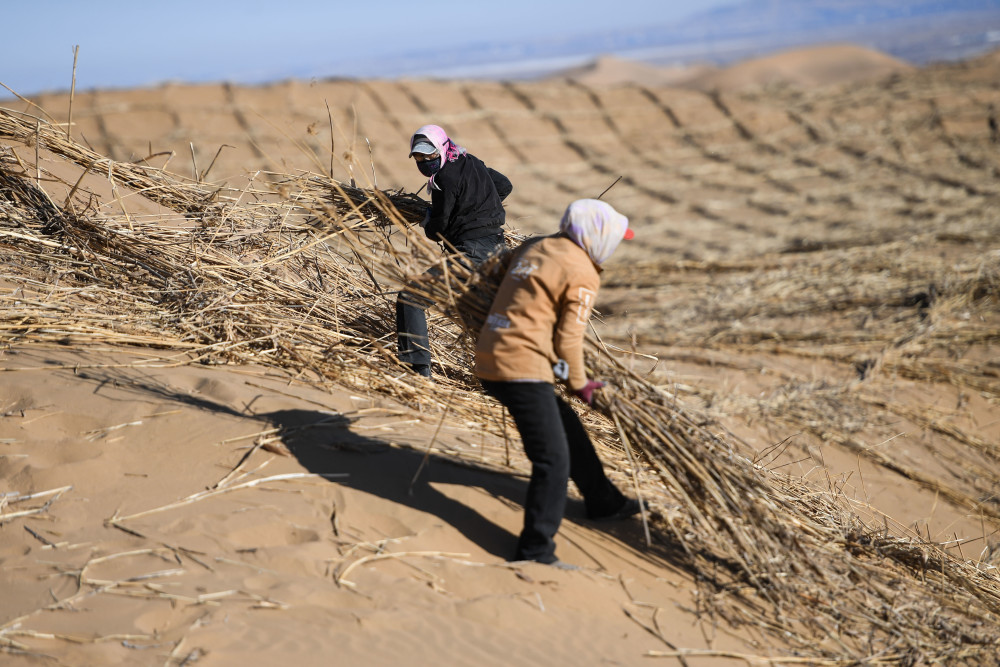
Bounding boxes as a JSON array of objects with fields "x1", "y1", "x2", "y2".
[{"x1": 573, "y1": 380, "x2": 605, "y2": 406}]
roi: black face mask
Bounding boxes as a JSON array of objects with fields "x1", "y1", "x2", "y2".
[{"x1": 417, "y1": 159, "x2": 441, "y2": 177}]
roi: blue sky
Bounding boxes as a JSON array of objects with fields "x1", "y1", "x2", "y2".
[{"x1": 1, "y1": 0, "x2": 739, "y2": 97}]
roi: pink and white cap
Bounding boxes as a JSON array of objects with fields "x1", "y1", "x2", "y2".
[{"x1": 409, "y1": 125, "x2": 466, "y2": 187}]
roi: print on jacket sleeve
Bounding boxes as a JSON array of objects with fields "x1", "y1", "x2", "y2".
[
  {"x1": 575, "y1": 288, "x2": 596, "y2": 324},
  {"x1": 486, "y1": 312, "x2": 511, "y2": 331}
]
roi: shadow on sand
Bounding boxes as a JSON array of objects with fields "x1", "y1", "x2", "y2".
[
  {"x1": 78, "y1": 366, "x2": 526, "y2": 559},
  {"x1": 80, "y1": 365, "x2": 678, "y2": 568}
]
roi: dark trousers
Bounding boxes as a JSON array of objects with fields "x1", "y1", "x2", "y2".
[
  {"x1": 396, "y1": 234, "x2": 503, "y2": 370},
  {"x1": 479, "y1": 379, "x2": 626, "y2": 563}
]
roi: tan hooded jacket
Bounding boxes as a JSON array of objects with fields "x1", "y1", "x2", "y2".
[{"x1": 473, "y1": 234, "x2": 599, "y2": 391}]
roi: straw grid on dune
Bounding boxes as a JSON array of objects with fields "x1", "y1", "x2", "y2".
[{"x1": 2, "y1": 72, "x2": 1000, "y2": 664}]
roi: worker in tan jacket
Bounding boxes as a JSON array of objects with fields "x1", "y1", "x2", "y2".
[{"x1": 475, "y1": 199, "x2": 638, "y2": 567}]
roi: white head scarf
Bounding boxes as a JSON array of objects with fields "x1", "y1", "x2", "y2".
[{"x1": 558, "y1": 199, "x2": 631, "y2": 265}]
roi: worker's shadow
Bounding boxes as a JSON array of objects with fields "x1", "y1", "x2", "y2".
[
  {"x1": 267, "y1": 409, "x2": 671, "y2": 570},
  {"x1": 266, "y1": 407, "x2": 525, "y2": 559},
  {"x1": 80, "y1": 367, "x2": 656, "y2": 565}
]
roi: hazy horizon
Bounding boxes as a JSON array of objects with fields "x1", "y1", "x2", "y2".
[{"x1": 1, "y1": 0, "x2": 739, "y2": 97}]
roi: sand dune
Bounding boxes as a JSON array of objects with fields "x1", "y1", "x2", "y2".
[
  {"x1": 2, "y1": 45, "x2": 1000, "y2": 665},
  {"x1": 551, "y1": 42, "x2": 914, "y2": 91},
  {"x1": 2, "y1": 347, "x2": 702, "y2": 666},
  {"x1": 552, "y1": 54, "x2": 719, "y2": 87},
  {"x1": 683, "y1": 42, "x2": 915, "y2": 91}
]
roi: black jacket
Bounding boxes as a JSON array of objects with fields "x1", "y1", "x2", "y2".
[{"x1": 424, "y1": 153, "x2": 512, "y2": 245}]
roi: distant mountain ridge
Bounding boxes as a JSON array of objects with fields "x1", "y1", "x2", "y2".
[{"x1": 338, "y1": 0, "x2": 1000, "y2": 80}]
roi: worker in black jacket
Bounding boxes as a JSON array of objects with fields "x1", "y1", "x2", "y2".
[{"x1": 397, "y1": 124, "x2": 512, "y2": 378}]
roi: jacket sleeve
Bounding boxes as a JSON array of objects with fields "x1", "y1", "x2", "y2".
[
  {"x1": 553, "y1": 269, "x2": 599, "y2": 391},
  {"x1": 423, "y1": 180, "x2": 458, "y2": 243},
  {"x1": 487, "y1": 168, "x2": 512, "y2": 202}
]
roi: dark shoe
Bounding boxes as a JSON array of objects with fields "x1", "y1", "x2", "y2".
[
  {"x1": 410, "y1": 363, "x2": 432, "y2": 378},
  {"x1": 588, "y1": 497, "x2": 641, "y2": 521}
]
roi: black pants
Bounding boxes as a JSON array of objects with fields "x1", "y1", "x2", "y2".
[
  {"x1": 479, "y1": 379, "x2": 627, "y2": 563},
  {"x1": 396, "y1": 233, "x2": 503, "y2": 370}
]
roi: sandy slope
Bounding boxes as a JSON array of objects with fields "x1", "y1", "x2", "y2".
[
  {"x1": 1, "y1": 345, "x2": 743, "y2": 666},
  {"x1": 3, "y1": 42, "x2": 1000, "y2": 665},
  {"x1": 549, "y1": 43, "x2": 912, "y2": 91},
  {"x1": 680, "y1": 43, "x2": 914, "y2": 91},
  {"x1": 552, "y1": 55, "x2": 720, "y2": 88}
]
